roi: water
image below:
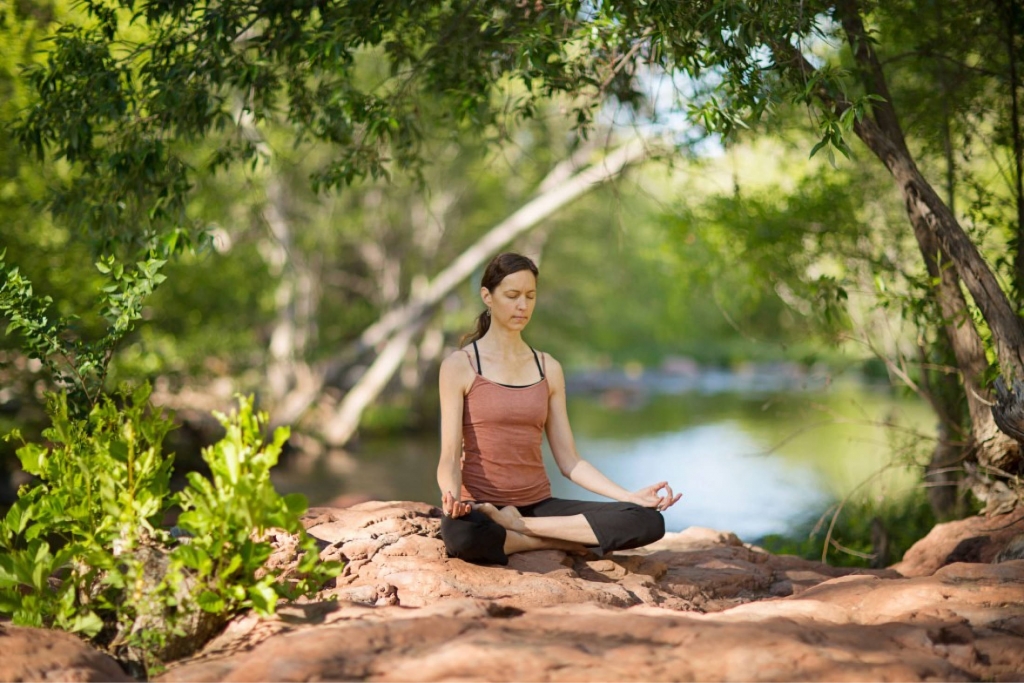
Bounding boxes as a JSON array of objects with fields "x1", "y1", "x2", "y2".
[{"x1": 272, "y1": 374, "x2": 935, "y2": 541}]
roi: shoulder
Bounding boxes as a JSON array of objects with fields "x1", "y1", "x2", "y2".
[
  {"x1": 538, "y1": 351, "x2": 566, "y2": 387},
  {"x1": 440, "y1": 349, "x2": 476, "y2": 390}
]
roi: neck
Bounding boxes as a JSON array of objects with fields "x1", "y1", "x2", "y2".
[{"x1": 479, "y1": 325, "x2": 527, "y2": 355}]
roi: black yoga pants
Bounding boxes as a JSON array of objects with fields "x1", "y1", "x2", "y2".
[{"x1": 440, "y1": 497, "x2": 666, "y2": 566}]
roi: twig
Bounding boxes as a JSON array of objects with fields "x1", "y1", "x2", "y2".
[{"x1": 829, "y1": 537, "x2": 875, "y2": 560}]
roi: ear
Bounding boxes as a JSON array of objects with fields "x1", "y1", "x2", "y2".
[{"x1": 480, "y1": 286, "x2": 492, "y2": 308}]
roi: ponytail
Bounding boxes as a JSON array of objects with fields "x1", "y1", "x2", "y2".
[{"x1": 460, "y1": 309, "x2": 491, "y2": 347}]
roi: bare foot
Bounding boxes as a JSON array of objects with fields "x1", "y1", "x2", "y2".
[
  {"x1": 475, "y1": 503, "x2": 527, "y2": 533},
  {"x1": 503, "y1": 530, "x2": 590, "y2": 556}
]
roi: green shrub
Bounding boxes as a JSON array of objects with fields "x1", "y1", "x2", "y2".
[
  {"x1": 758, "y1": 488, "x2": 937, "y2": 568},
  {"x1": 0, "y1": 385, "x2": 340, "y2": 677}
]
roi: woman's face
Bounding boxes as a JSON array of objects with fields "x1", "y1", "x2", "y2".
[{"x1": 483, "y1": 270, "x2": 537, "y2": 331}]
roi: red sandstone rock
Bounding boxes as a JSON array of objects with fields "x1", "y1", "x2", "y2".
[
  {"x1": 14, "y1": 501, "x2": 1021, "y2": 683},
  {"x1": 154, "y1": 501, "x2": 1024, "y2": 682},
  {"x1": 894, "y1": 509, "x2": 1024, "y2": 577},
  {"x1": 0, "y1": 624, "x2": 131, "y2": 682},
  {"x1": 161, "y1": 560, "x2": 1024, "y2": 682}
]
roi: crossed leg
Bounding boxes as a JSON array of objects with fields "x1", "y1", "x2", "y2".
[
  {"x1": 475, "y1": 503, "x2": 598, "y2": 554},
  {"x1": 441, "y1": 498, "x2": 664, "y2": 565}
]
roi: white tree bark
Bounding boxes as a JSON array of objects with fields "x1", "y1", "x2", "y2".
[
  {"x1": 321, "y1": 312, "x2": 431, "y2": 445},
  {"x1": 355, "y1": 138, "x2": 652, "y2": 355},
  {"x1": 240, "y1": 112, "x2": 320, "y2": 406},
  {"x1": 302, "y1": 138, "x2": 655, "y2": 444}
]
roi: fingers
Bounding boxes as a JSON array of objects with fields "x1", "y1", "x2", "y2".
[
  {"x1": 651, "y1": 484, "x2": 681, "y2": 511},
  {"x1": 442, "y1": 491, "x2": 472, "y2": 519}
]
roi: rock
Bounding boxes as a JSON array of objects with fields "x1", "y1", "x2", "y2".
[
  {"x1": 297, "y1": 503, "x2": 895, "y2": 614},
  {"x1": 17, "y1": 501, "x2": 1024, "y2": 681},
  {"x1": 0, "y1": 624, "x2": 131, "y2": 682},
  {"x1": 160, "y1": 563, "x2": 1024, "y2": 682},
  {"x1": 996, "y1": 533, "x2": 1024, "y2": 563},
  {"x1": 894, "y1": 509, "x2": 1024, "y2": 577},
  {"x1": 152, "y1": 501, "x2": 1024, "y2": 682}
]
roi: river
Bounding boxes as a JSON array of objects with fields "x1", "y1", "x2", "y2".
[{"x1": 272, "y1": 366, "x2": 935, "y2": 541}]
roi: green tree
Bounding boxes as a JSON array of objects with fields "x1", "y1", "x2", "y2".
[{"x1": 8, "y1": 0, "x2": 1024, "y2": 508}]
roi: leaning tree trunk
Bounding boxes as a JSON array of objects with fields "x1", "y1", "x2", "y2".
[
  {"x1": 770, "y1": 1, "x2": 1024, "y2": 487},
  {"x1": 313, "y1": 138, "x2": 654, "y2": 446},
  {"x1": 271, "y1": 138, "x2": 653, "y2": 435}
]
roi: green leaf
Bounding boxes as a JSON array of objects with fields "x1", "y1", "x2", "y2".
[
  {"x1": 69, "y1": 611, "x2": 104, "y2": 637},
  {"x1": 16, "y1": 444, "x2": 47, "y2": 477},
  {"x1": 197, "y1": 591, "x2": 225, "y2": 613},
  {"x1": 282, "y1": 493, "x2": 308, "y2": 516},
  {"x1": 174, "y1": 544, "x2": 212, "y2": 576},
  {"x1": 247, "y1": 583, "x2": 278, "y2": 615}
]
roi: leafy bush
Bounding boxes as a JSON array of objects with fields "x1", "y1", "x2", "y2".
[{"x1": 0, "y1": 385, "x2": 340, "y2": 676}]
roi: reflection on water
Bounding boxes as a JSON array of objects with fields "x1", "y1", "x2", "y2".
[
  {"x1": 272, "y1": 377, "x2": 934, "y2": 541},
  {"x1": 553, "y1": 424, "x2": 830, "y2": 540}
]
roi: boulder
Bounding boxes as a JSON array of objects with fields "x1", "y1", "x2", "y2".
[
  {"x1": 0, "y1": 624, "x2": 131, "y2": 682},
  {"x1": 894, "y1": 509, "x2": 1024, "y2": 577}
]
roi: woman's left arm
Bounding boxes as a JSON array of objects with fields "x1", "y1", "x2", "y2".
[{"x1": 544, "y1": 355, "x2": 682, "y2": 511}]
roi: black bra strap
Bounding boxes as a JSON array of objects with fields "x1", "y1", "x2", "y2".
[
  {"x1": 530, "y1": 347, "x2": 545, "y2": 379},
  {"x1": 474, "y1": 341, "x2": 544, "y2": 381}
]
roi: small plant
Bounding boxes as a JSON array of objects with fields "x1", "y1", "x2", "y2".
[
  {"x1": 0, "y1": 385, "x2": 340, "y2": 677},
  {"x1": 175, "y1": 396, "x2": 337, "y2": 617}
]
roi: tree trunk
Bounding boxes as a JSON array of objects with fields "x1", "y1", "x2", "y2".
[
  {"x1": 269, "y1": 139, "x2": 654, "y2": 432},
  {"x1": 261, "y1": 170, "x2": 318, "y2": 404},
  {"x1": 238, "y1": 111, "x2": 320, "y2": 408},
  {"x1": 321, "y1": 311, "x2": 430, "y2": 446},
  {"x1": 354, "y1": 139, "x2": 651, "y2": 356},
  {"x1": 1005, "y1": 0, "x2": 1024, "y2": 303},
  {"x1": 831, "y1": 1, "x2": 1024, "y2": 476},
  {"x1": 827, "y1": 2, "x2": 1024, "y2": 483},
  {"x1": 835, "y1": 1, "x2": 1024, "y2": 385}
]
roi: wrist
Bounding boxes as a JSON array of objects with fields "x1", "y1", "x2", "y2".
[{"x1": 620, "y1": 492, "x2": 640, "y2": 505}]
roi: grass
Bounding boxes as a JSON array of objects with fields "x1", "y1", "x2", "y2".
[{"x1": 757, "y1": 486, "x2": 942, "y2": 568}]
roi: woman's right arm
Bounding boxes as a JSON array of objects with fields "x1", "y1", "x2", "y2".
[{"x1": 437, "y1": 352, "x2": 472, "y2": 517}]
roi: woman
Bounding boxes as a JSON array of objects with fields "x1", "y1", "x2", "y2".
[{"x1": 436, "y1": 252, "x2": 682, "y2": 565}]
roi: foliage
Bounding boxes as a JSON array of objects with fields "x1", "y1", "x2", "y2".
[
  {"x1": 758, "y1": 487, "x2": 939, "y2": 568},
  {"x1": 12, "y1": 0, "x2": 595, "y2": 248},
  {"x1": 0, "y1": 385, "x2": 339, "y2": 673},
  {"x1": 175, "y1": 396, "x2": 335, "y2": 616},
  {"x1": 0, "y1": 248, "x2": 173, "y2": 416}
]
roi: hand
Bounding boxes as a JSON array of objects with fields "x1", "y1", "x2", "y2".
[
  {"x1": 442, "y1": 490, "x2": 472, "y2": 519},
  {"x1": 632, "y1": 481, "x2": 682, "y2": 511}
]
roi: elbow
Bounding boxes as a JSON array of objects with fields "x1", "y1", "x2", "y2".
[{"x1": 559, "y1": 459, "x2": 580, "y2": 480}]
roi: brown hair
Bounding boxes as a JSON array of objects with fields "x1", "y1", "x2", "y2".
[{"x1": 460, "y1": 252, "x2": 539, "y2": 346}]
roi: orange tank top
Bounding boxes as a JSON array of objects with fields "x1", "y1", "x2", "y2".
[{"x1": 459, "y1": 343, "x2": 552, "y2": 507}]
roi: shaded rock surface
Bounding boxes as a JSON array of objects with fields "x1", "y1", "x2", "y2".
[
  {"x1": 0, "y1": 624, "x2": 131, "y2": 682},
  {"x1": 5, "y1": 501, "x2": 1024, "y2": 682},
  {"x1": 155, "y1": 501, "x2": 1024, "y2": 682},
  {"x1": 894, "y1": 508, "x2": 1024, "y2": 577}
]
